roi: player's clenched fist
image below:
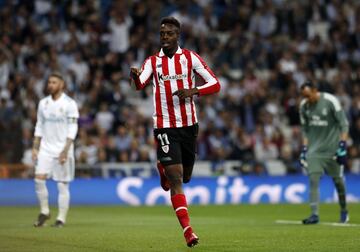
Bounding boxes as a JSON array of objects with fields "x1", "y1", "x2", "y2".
[{"x1": 130, "y1": 67, "x2": 141, "y2": 79}]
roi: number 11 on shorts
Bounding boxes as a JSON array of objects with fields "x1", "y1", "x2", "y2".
[{"x1": 157, "y1": 133, "x2": 170, "y2": 153}]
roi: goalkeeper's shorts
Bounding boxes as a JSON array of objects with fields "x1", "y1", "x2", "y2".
[{"x1": 306, "y1": 157, "x2": 344, "y2": 178}]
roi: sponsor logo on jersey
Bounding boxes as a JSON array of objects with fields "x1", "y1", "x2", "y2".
[
  {"x1": 158, "y1": 73, "x2": 188, "y2": 81},
  {"x1": 309, "y1": 115, "x2": 328, "y2": 126}
]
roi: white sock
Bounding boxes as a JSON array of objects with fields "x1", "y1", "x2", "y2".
[
  {"x1": 57, "y1": 182, "x2": 70, "y2": 223},
  {"x1": 35, "y1": 178, "x2": 49, "y2": 215}
]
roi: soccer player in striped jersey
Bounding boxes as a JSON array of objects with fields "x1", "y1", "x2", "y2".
[
  {"x1": 299, "y1": 81, "x2": 349, "y2": 224},
  {"x1": 32, "y1": 73, "x2": 79, "y2": 228},
  {"x1": 130, "y1": 17, "x2": 220, "y2": 247}
]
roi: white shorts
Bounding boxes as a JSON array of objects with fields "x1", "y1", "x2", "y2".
[{"x1": 35, "y1": 152, "x2": 75, "y2": 182}]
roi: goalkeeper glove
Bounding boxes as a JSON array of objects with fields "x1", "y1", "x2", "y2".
[
  {"x1": 299, "y1": 145, "x2": 308, "y2": 168},
  {"x1": 335, "y1": 140, "x2": 347, "y2": 166}
]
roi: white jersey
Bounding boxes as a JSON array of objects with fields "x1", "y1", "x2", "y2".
[{"x1": 34, "y1": 93, "x2": 79, "y2": 157}]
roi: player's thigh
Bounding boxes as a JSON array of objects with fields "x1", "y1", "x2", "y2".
[
  {"x1": 52, "y1": 156, "x2": 75, "y2": 182},
  {"x1": 164, "y1": 163, "x2": 184, "y2": 184},
  {"x1": 154, "y1": 128, "x2": 182, "y2": 166},
  {"x1": 180, "y1": 139, "x2": 196, "y2": 182},
  {"x1": 324, "y1": 158, "x2": 344, "y2": 178},
  {"x1": 35, "y1": 152, "x2": 54, "y2": 177},
  {"x1": 181, "y1": 125, "x2": 198, "y2": 182},
  {"x1": 181, "y1": 124, "x2": 198, "y2": 165},
  {"x1": 306, "y1": 158, "x2": 326, "y2": 175}
]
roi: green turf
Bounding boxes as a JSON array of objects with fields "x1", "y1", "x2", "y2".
[{"x1": 0, "y1": 203, "x2": 359, "y2": 252}]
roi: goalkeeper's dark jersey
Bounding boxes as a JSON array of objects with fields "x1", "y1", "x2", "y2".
[{"x1": 299, "y1": 92, "x2": 349, "y2": 158}]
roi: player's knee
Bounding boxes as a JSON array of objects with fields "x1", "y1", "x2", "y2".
[
  {"x1": 167, "y1": 173, "x2": 183, "y2": 185},
  {"x1": 35, "y1": 174, "x2": 47, "y2": 180},
  {"x1": 332, "y1": 177, "x2": 344, "y2": 186},
  {"x1": 57, "y1": 182, "x2": 69, "y2": 195},
  {"x1": 332, "y1": 176, "x2": 341, "y2": 182}
]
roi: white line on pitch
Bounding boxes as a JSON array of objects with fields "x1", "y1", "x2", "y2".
[{"x1": 275, "y1": 220, "x2": 360, "y2": 227}]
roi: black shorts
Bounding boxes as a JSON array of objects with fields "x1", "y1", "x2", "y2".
[{"x1": 154, "y1": 124, "x2": 199, "y2": 166}]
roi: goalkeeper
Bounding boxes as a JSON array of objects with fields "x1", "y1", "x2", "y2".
[{"x1": 299, "y1": 81, "x2": 349, "y2": 224}]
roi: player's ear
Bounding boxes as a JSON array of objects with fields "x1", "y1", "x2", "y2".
[{"x1": 60, "y1": 79, "x2": 66, "y2": 90}]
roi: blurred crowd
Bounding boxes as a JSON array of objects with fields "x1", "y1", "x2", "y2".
[{"x1": 0, "y1": 0, "x2": 359, "y2": 175}]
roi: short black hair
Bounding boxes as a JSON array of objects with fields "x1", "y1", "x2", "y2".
[
  {"x1": 160, "y1": 17, "x2": 181, "y2": 30},
  {"x1": 300, "y1": 80, "x2": 317, "y2": 90}
]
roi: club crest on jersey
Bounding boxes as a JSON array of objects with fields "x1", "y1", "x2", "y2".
[
  {"x1": 162, "y1": 145, "x2": 169, "y2": 153},
  {"x1": 322, "y1": 108, "x2": 327, "y2": 116},
  {"x1": 181, "y1": 58, "x2": 187, "y2": 66}
]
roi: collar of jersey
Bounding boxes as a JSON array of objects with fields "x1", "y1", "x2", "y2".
[
  {"x1": 158, "y1": 47, "x2": 182, "y2": 57},
  {"x1": 50, "y1": 93, "x2": 65, "y2": 102}
]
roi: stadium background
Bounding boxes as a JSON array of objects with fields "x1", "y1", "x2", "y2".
[
  {"x1": 0, "y1": 0, "x2": 360, "y2": 201},
  {"x1": 1, "y1": 1, "x2": 360, "y2": 252}
]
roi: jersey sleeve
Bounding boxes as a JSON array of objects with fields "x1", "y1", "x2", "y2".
[
  {"x1": 326, "y1": 94, "x2": 349, "y2": 134},
  {"x1": 334, "y1": 110, "x2": 349, "y2": 134},
  {"x1": 299, "y1": 99, "x2": 309, "y2": 139},
  {"x1": 67, "y1": 100, "x2": 80, "y2": 119},
  {"x1": 190, "y1": 51, "x2": 220, "y2": 96},
  {"x1": 34, "y1": 101, "x2": 44, "y2": 137},
  {"x1": 66, "y1": 100, "x2": 79, "y2": 140},
  {"x1": 132, "y1": 56, "x2": 153, "y2": 90}
]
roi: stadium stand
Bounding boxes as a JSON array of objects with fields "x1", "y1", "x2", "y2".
[{"x1": 0, "y1": 0, "x2": 359, "y2": 177}]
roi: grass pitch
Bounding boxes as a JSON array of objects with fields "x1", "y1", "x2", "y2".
[{"x1": 0, "y1": 204, "x2": 359, "y2": 252}]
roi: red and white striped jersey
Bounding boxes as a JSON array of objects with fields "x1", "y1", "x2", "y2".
[{"x1": 133, "y1": 47, "x2": 220, "y2": 129}]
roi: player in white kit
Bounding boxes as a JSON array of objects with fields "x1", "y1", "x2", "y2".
[{"x1": 32, "y1": 73, "x2": 79, "y2": 227}]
